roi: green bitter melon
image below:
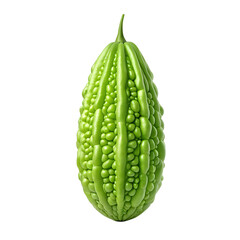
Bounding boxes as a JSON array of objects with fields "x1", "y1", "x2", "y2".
[{"x1": 76, "y1": 15, "x2": 165, "y2": 221}]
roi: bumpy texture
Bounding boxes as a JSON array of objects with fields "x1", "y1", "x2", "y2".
[{"x1": 76, "y1": 15, "x2": 165, "y2": 221}]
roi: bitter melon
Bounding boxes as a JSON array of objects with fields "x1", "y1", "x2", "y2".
[{"x1": 76, "y1": 15, "x2": 165, "y2": 221}]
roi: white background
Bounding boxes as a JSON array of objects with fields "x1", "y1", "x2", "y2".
[{"x1": 0, "y1": 0, "x2": 240, "y2": 239}]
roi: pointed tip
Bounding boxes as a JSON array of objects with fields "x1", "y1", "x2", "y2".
[{"x1": 115, "y1": 14, "x2": 126, "y2": 43}]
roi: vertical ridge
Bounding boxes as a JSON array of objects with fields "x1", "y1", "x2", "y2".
[
  {"x1": 77, "y1": 43, "x2": 115, "y2": 219},
  {"x1": 128, "y1": 42, "x2": 165, "y2": 217},
  {"x1": 123, "y1": 43, "x2": 150, "y2": 220},
  {"x1": 92, "y1": 44, "x2": 118, "y2": 220},
  {"x1": 116, "y1": 43, "x2": 128, "y2": 220}
]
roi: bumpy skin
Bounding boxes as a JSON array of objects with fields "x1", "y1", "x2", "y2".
[{"x1": 76, "y1": 16, "x2": 165, "y2": 221}]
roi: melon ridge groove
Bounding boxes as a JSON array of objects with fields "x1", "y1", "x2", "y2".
[
  {"x1": 129, "y1": 42, "x2": 165, "y2": 217},
  {"x1": 77, "y1": 43, "x2": 114, "y2": 218},
  {"x1": 115, "y1": 43, "x2": 128, "y2": 221},
  {"x1": 123, "y1": 43, "x2": 150, "y2": 220},
  {"x1": 129, "y1": 44, "x2": 158, "y2": 217},
  {"x1": 92, "y1": 44, "x2": 118, "y2": 220}
]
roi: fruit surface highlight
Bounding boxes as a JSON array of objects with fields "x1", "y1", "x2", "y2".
[{"x1": 76, "y1": 15, "x2": 165, "y2": 221}]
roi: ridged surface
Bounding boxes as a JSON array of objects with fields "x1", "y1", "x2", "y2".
[{"x1": 77, "y1": 41, "x2": 165, "y2": 221}]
